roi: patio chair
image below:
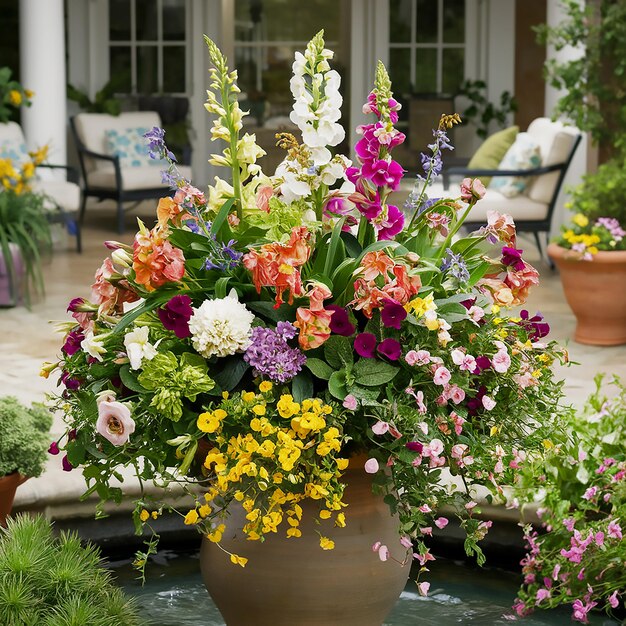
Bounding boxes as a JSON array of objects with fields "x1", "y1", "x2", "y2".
[
  {"x1": 0, "y1": 121, "x2": 82, "y2": 252},
  {"x1": 70, "y1": 111, "x2": 193, "y2": 234},
  {"x1": 395, "y1": 118, "x2": 582, "y2": 262}
]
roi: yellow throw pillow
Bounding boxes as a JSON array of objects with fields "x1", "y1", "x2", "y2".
[{"x1": 467, "y1": 125, "x2": 519, "y2": 186}]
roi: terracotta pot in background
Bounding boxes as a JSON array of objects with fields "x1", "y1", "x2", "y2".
[
  {"x1": 0, "y1": 473, "x2": 28, "y2": 527},
  {"x1": 200, "y1": 460, "x2": 410, "y2": 626},
  {"x1": 548, "y1": 243, "x2": 626, "y2": 346}
]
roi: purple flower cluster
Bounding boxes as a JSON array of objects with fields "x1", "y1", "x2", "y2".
[
  {"x1": 595, "y1": 217, "x2": 625, "y2": 241},
  {"x1": 441, "y1": 248, "x2": 470, "y2": 282},
  {"x1": 204, "y1": 238, "x2": 243, "y2": 271},
  {"x1": 416, "y1": 127, "x2": 454, "y2": 183},
  {"x1": 354, "y1": 332, "x2": 401, "y2": 361},
  {"x1": 144, "y1": 127, "x2": 177, "y2": 162},
  {"x1": 244, "y1": 322, "x2": 306, "y2": 383}
]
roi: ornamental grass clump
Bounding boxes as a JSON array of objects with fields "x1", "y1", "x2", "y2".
[
  {"x1": 47, "y1": 31, "x2": 571, "y2": 587},
  {"x1": 0, "y1": 515, "x2": 140, "y2": 626},
  {"x1": 0, "y1": 396, "x2": 52, "y2": 478},
  {"x1": 514, "y1": 375, "x2": 626, "y2": 622}
]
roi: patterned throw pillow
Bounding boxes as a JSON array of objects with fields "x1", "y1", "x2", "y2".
[
  {"x1": 104, "y1": 127, "x2": 165, "y2": 168},
  {"x1": 489, "y1": 132, "x2": 542, "y2": 198},
  {"x1": 0, "y1": 139, "x2": 29, "y2": 167}
]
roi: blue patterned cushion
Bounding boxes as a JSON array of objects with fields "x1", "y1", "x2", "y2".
[
  {"x1": 0, "y1": 139, "x2": 29, "y2": 167},
  {"x1": 104, "y1": 127, "x2": 165, "y2": 168},
  {"x1": 489, "y1": 132, "x2": 542, "y2": 198}
]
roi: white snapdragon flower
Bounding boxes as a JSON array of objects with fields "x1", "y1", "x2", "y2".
[
  {"x1": 124, "y1": 326, "x2": 159, "y2": 370},
  {"x1": 188, "y1": 291, "x2": 254, "y2": 358},
  {"x1": 81, "y1": 330, "x2": 107, "y2": 362}
]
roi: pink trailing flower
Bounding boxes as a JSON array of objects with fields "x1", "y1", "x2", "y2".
[
  {"x1": 460, "y1": 177, "x2": 486, "y2": 202},
  {"x1": 364, "y1": 458, "x2": 380, "y2": 474},
  {"x1": 96, "y1": 400, "x2": 136, "y2": 446},
  {"x1": 342, "y1": 394, "x2": 358, "y2": 410},
  {"x1": 371, "y1": 420, "x2": 390, "y2": 435},
  {"x1": 417, "y1": 582, "x2": 430, "y2": 597},
  {"x1": 572, "y1": 598, "x2": 597, "y2": 624},
  {"x1": 433, "y1": 366, "x2": 451, "y2": 386},
  {"x1": 434, "y1": 517, "x2": 449, "y2": 529}
]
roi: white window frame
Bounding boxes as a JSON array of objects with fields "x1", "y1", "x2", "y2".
[
  {"x1": 106, "y1": 0, "x2": 192, "y2": 96},
  {"x1": 389, "y1": 0, "x2": 479, "y2": 94}
]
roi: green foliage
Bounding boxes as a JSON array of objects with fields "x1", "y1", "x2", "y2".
[
  {"x1": 515, "y1": 376, "x2": 626, "y2": 619},
  {"x1": 565, "y1": 156, "x2": 626, "y2": 225},
  {"x1": 0, "y1": 515, "x2": 140, "y2": 625},
  {"x1": 535, "y1": 0, "x2": 626, "y2": 152},
  {"x1": 67, "y1": 79, "x2": 122, "y2": 116},
  {"x1": 458, "y1": 79, "x2": 518, "y2": 139},
  {"x1": 0, "y1": 190, "x2": 52, "y2": 305},
  {"x1": 0, "y1": 67, "x2": 32, "y2": 123},
  {"x1": 0, "y1": 396, "x2": 52, "y2": 477}
]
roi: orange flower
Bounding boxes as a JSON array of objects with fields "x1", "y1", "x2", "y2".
[
  {"x1": 91, "y1": 257, "x2": 139, "y2": 315},
  {"x1": 504, "y1": 263, "x2": 539, "y2": 306},
  {"x1": 360, "y1": 251, "x2": 394, "y2": 282},
  {"x1": 133, "y1": 226, "x2": 185, "y2": 291},
  {"x1": 256, "y1": 185, "x2": 274, "y2": 213},
  {"x1": 305, "y1": 280, "x2": 332, "y2": 312},
  {"x1": 156, "y1": 197, "x2": 182, "y2": 228},
  {"x1": 294, "y1": 307, "x2": 333, "y2": 350},
  {"x1": 476, "y1": 278, "x2": 514, "y2": 307}
]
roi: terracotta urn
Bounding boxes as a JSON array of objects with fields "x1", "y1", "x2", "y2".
[
  {"x1": 0, "y1": 473, "x2": 28, "y2": 527},
  {"x1": 200, "y1": 459, "x2": 410, "y2": 626},
  {"x1": 548, "y1": 243, "x2": 626, "y2": 346}
]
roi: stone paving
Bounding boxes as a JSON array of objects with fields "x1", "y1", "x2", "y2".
[{"x1": 3, "y1": 201, "x2": 625, "y2": 521}]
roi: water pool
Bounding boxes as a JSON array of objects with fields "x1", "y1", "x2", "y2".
[{"x1": 111, "y1": 550, "x2": 618, "y2": 626}]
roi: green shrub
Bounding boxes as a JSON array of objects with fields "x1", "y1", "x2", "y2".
[
  {"x1": 565, "y1": 156, "x2": 626, "y2": 226},
  {"x1": 0, "y1": 515, "x2": 140, "y2": 626},
  {"x1": 0, "y1": 396, "x2": 52, "y2": 477}
]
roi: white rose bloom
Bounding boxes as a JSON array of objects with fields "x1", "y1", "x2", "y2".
[
  {"x1": 188, "y1": 293, "x2": 254, "y2": 358},
  {"x1": 124, "y1": 326, "x2": 159, "y2": 370}
]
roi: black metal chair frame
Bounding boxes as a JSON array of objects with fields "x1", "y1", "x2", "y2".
[
  {"x1": 70, "y1": 115, "x2": 173, "y2": 234},
  {"x1": 442, "y1": 133, "x2": 583, "y2": 263}
]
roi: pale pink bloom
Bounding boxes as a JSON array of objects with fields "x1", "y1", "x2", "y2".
[
  {"x1": 96, "y1": 400, "x2": 135, "y2": 446},
  {"x1": 417, "y1": 582, "x2": 430, "y2": 597},
  {"x1": 608, "y1": 591, "x2": 619, "y2": 609},
  {"x1": 417, "y1": 421, "x2": 429, "y2": 435},
  {"x1": 371, "y1": 420, "x2": 390, "y2": 435},
  {"x1": 415, "y1": 550, "x2": 435, "y2": 566},
  {"x1": 572, "y1": 598, "x2": 597, "y2": 623},
  {"x1": 563, "y1": 518, "x2": 576, "y2": 532},
  {"x1": 433, "y1": 366, "x2": 451, "y2": 386},
  {"x1": 364, "y1": 458, "x2": 380, "y2": 474},
  {"x1": 419, "y1": 527, "x2": 433, "y2": 536},
  {"x1": 482, "y1": 395, "x2": 496, "y2": 411},
  {"x1": 468, "y1": 305, "x2": 485, "y2": 323},
  {"x1": 607, "y1": 520, "x2": 622, "y2": 540},
  {"x1": 405, "y1": 350, "x2": 420, "y2": 366},
  {"x1": 465, "y1": 501, "x2": 478, "y2": 511},
  {"x1": 450, "y1": 411, "x2": 465, "y2": 435},
  {"x1": 582, "y1": 486, "x2": 598, "y2": 501},
  {"x1": 578, "y1": 449, "x2": 587, "y2": 462},
  {"x1": 415, "y1": 391, "x2": 427, "y2": 414},
  {"x1": 377, "y1": 544, "x2": 389, "y2": 561},
  {"x1": 451, "y1": 348, "x2": 476, "y2": 372},
  {"x1": 460, "y1": 177, "x2": 486, "y2": 202},
  {"x1": 492, "y1": 349, "x2": 511, "y2": 373},
  {"x1": 447, "y1": 385, "x2": 466, "y2": 404},
  {"x1": 424, "y1": 439, "x2": 444, "y2": 457},
  {"x1": 429, "y1": 455, "x2": 446, "y2": 468},
  {"x1": 372, "y1": 541, "x2": 382, "y2": 552},
  {"x1": 434, "y1": 517, "x2": 449, "y2": 529},
  {"x1": 418, "y1": 504, "x2": 432, "y2": 513},
  {"x1": 343, "y1": 394, "x2": 358, "y2": 410},
  {"x1": 595, "y1": 531, "x2": 604, "y2": 546},
  {"x1": 399, "y1": 536, "x2": 413, "y2": 549},
  {"x1": 494, "y1": 460, "x2": 504, "y2": 474},
  {"x1": 536, "y1": 588, "x2": 551, "y2": 604},
  {"x1": 451, "y1": 444, "x2": 468, "y2": 460},
  {"x1": 413, "y1": 349, "x2": 432, "y2": 364},
  {"x1": 552, "y1": 564, "x2": 561, "y2": 580}
]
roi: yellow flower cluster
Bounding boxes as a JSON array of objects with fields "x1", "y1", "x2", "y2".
[
  {"x1": 0, "y1": 145, "x2": 48, "y2": 194},
  {"x1": 188, "y1": 383, "x2": 348, "y2": 556},
  {"x1": 562, "y1": 229, "x2": 600, "y2": 255}
]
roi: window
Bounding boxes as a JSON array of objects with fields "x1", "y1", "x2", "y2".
[
  {"x1": 233, "y1": 0, "x2": 348, "y2": 122},
  {"x1": 389, "y1": 0, "x2": 466, "y2": 96},
  {"x1": 108, "y1": 0, "x2": 189, "y2": 95}
]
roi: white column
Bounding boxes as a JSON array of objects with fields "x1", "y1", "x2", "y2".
[
  {"x1": 544, "y1": 0, "x2": 587, "y2": 233},
  {"x1": 19, "y1": 0, "x2": 67, "y2": 172},
  {"x1": 349, "y1": 0, "x2": 389, "y2": 154}
]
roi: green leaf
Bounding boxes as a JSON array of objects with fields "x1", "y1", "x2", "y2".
[
  {"x1": 212, "y1": 355, "x2": 250, "y2": 391},
  {"x1": 328, "y1": 370, "x2": 348, "y2": 400},
  {"x1": 214, "y1": 276, "x2": 231, "y2": 299},
  {"x1": 119, "y1": 364, "x2": 149, "y2": 393},
  {"x1": 210, "y1": 197, "x2": 235, "y2": 238},
  {"x1": 346, "y1": 384, "x2": 381, "y2": 406},
  {"x1": 323, "y1": 336, "x2": 353, "y2": 370},
  {"x1": 340, "y1": 231, "x2": 362, "y2": 258},
  {"x1": 353, "y1": 359, "x2": 399, "y2": 386},
  {"x1": 246, "y1": 300, "x2": 296, "y2": 322},
  {"x1": 304, "y1": 358, "x2": 334, "y2": 380},
  {"x1": 324, "y1": 217, "x2": 346, "y2": 277},
  {"x1": 292, "y1": 370, "x2": 314, "y2": 402}
]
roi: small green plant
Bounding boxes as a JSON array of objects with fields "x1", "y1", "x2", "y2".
[
  {"x1": 0, "y1": 515, "x2": 141, "y2": 625},
  {"x1": 458, "y1": 79, "x2": 517, "y2": 139},
  {"x1": 67, "y1": 78, "x2": 123, "y2": 116},
  {"x1": 0, "y1": 396, "x2": 52, "y2": 478},
  {"x1": 514, "y1": 375, "x2": 626, "y2": 621},
  {"x1": 0, "y1": 67, "x2": 33, "y2": 124},
  {"x1": 0, "y1": 190, "x2": 52, "y2": 304}
]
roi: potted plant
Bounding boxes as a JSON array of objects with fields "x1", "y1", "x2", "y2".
[
  {"x1": 0, "y1": 514, "x2": 140, "y2": 624},
  {"x1": 47, "y1": 32, "x2": 570, "y2": 625},
  {"x1": 513, "y1": 375, "x2": 625, "y2": 622},
  {"x1": 547, "y1": 157, "x2": 626, "y2": 345},
  {"x1": 0, "y1": 396, "x2": 52, "y2": 526},
  {"x1": 0, "y1": 66, "x2": 33, "y2": 124}
]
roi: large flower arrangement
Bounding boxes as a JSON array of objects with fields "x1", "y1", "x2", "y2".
[
  {"x1": 513, "y1": 376, "x2": 625, "y2": 622},
  {"x1": 47, "y1": 33, "x2": 568, "y2": 582}
]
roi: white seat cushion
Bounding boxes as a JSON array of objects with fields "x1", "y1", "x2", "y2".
[
  {"x1": 87, "y1": 164, "x2": 193, "y2": 191},
  {"x1": 32, "y1": 179, "x2": 81, "y2": 212}
]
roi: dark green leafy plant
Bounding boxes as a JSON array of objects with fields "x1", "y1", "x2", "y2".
[
  {"x1": 0, "y1": 396, "x2": 52, "y2": 478},
  {"x1": 0, "y1": 67, "x2": 32, "y2": 124},
  {"x1": 458, "y1": 79, "x2": 517, "y2": 139},
  {"x1": 0, "y1": 515, "x2": 141, "y2": 625},
  {"x1": 535, "y1": 0, "x2": 626, "y2": 157},
  {"x1": 0, "y1": 190, "x2": 52, "y2": 305},
  {"x1": 67, "y1": 79, "x2": 123, "y2": 116}
]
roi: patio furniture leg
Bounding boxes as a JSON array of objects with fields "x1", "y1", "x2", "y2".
[{"x1": 79, "y1": 191, "x2": 87, "y2": 223}]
